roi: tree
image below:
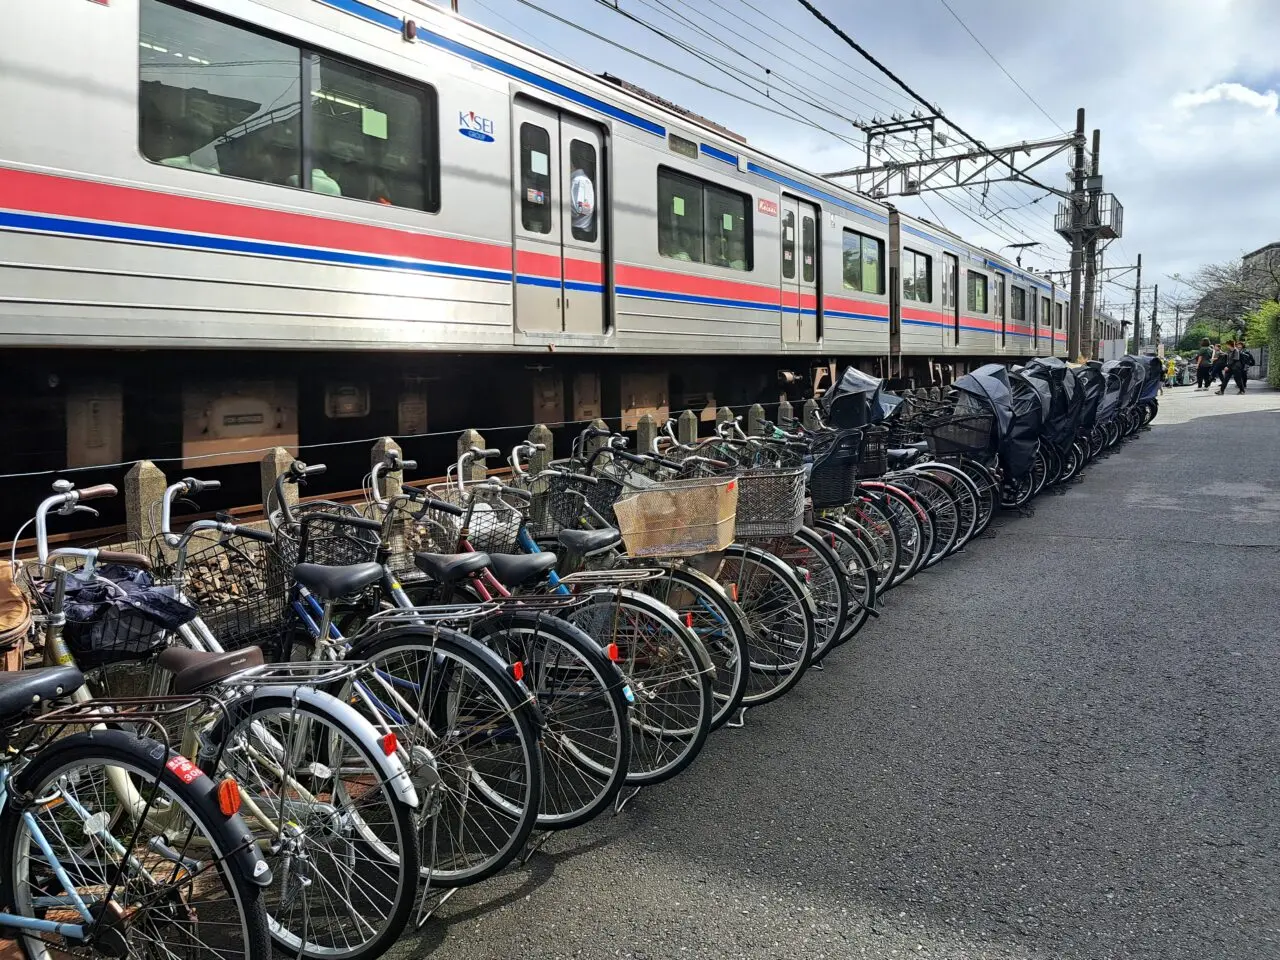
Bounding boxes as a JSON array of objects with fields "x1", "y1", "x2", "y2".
[
  {"x1": 1243, "y1": 300, "x2": 1280, "y2": 348},
  {"x1": 1176, "y1": 321, "x2": 1221, "y2": 353}
]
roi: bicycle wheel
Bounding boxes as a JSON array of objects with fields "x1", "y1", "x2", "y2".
[
  {"x1": 756, "y1": 527, "x2": 849, "y2": 665},
  {"x1": 1030, "y1": 447, "x2": 1049, "y2": 496},
  {"x1": 718, "y1": 545, "x2": 815, "y2": 706},
  {"x1": 916, "y1": 462, "x2": 980, "y2": 552},
  {"x1": 635, "y1": 565, "x2": 750, "y2": 732},
  {"x1": 209, "y1": 695, "x2": 418, "y2": 960},
  {"x1": 957, "y1": 459, "x2": 1000, "y2": 537},
  {"x1": 0, "y1": 729, "x2": 270, "y2": 960},
  {"x1": 344, "y1": 629, "x2": 542, "y2": 887},
  {"x1": 890, "y1": 473, "x2": 958, "y2": 569},
  {"x1": 565, "y1": 589, "x2": 713, "y2": 786},
  {"x1": 843, "y1": 496, "x2": 900, "y2": 595},
  {"x1": 472, "y1": 611, "x2": 631, "y2": 829},
  {"x1": 861, "y1": 483, "x2": 931, "y2": 586},
  {"x1": 811, "y1": 518, "x2": 878, "y2": 645}
]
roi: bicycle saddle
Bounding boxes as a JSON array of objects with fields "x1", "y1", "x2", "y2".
[
  {"x1": 413, "y1": 552, "x2": 491, "y2": 584},
  {"x1": 886, "y1": 446, "x2": 927, "y2": 467},
  {"x1": 0, "y1": 666, "x2": 83, "y2": 724},
  {"x1": 557, "y1": 528, "x2": 622, "y2": 556},
  {"x1": 486, "y1": 552, "x2": 558, "y2": 588},
  {"x1": 293, "y1": 562, "x2": 384, "y2": 601},
  {"x1": 157, "y1": 645, "x2": 264, "y2": 695}
]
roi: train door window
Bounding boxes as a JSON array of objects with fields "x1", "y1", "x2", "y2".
[
  {"x1": 992, "y1": 275, "x2": 1005, "y2": 345},
  {"x1": 942, "y1": 252, "x2": 959, "y2": 344},
  {"x1": 967, "y1": 271, "x2": 988, "y2": 314},
  {"x1": 139, "y1": 0, "x2": 302, "y2": 185},
  {"x1": 568, "y1": 139, "x2": 598, "y2": 242},
  {"x1": 520, "y1": 123, "x2": 554, "y2": 234},
  {"x1": 801, "y1": 214, "x2": 816, "y2": 283},
  {"x1": 1056, "y1": 302, "x2": 1065, "y2": 330},
  {"x1": 842, "y1": 230, "x2": 884, "y2": 294},
  {"x1": 1011, "y1": 286, "x2": 1025, "y2": 348},
  {"x1": 781, "y1": 210, "x2": 796, "y2": 279},
  {"x1": 1040, "y1": 296, "x2": 1052, "y2": 327},
  {"x1": 903, "y1": 249, "x2": 932, "y2": 303}
]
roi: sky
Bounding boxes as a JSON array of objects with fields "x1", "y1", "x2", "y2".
[{"x1": 448, "y1": 0, "x2": 1280, "y2": 321}]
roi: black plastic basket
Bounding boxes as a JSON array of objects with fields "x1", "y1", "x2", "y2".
[
  {"x1": 857, "y1": 425, "x2": 889, "y2": 478},
  {"x1": 922, "y1": 413, "x2": 995, "y2": 457},
  {"x1": 809, "y1": 429, "x2": 862, "y2": 508},
  {"x1": 162, "y1": 537, "x2": 292, "y2": 653}
]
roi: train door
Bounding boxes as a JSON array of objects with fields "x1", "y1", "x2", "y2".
[
  {"x1": 942, "y1": 252, "x2": 959, "y2": 346},
  {"x1": 512, "y1": 100, "x2": 607, "y2": 335},
  {"x1": 780, "y1": 197, "x2": 820, "y2": 344}
]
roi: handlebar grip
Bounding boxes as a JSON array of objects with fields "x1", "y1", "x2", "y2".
[
  {"x1": 615, "y1": 450, "x2": 646, "y2": 465},
  {"x1": 424, "y1": 498, "x2": 464, "y2": 517},
  {"x1": 400, "y1": 459, "x2": 417, "y2": 471},
  {"x1": 531, "y1": 443, "x2": 547, "y2": 452},
  {"x1": 654, "y1": 457, "x2": 683, "y2": 470},
  {"x1": 481, "y1": 448, "x2": 501, "y2": 458},
  {"x1": 343, "y1": 515, "x2": 382, "y2": 532},
  {"x1": 499, "y1": 485, "x2": 533, "y2": 503},
  {"x1": 233, "y1": 526, "x2": 275, "y2": 544},
  {"x1": 304, "y1": 464, "x2": 327, "y2": 477},
  {"x1": 186, "y1": 478, "x2": 221, "y2": 494},
  {"x1": 585, "y1": 427, "x2": 611, "y2": 438},
  {"x1": 97, "y1": 550, "x2": 153, "y2": 570},
  {"x1": 77, "y1": 484, "x2": 118, "y2": 501}
]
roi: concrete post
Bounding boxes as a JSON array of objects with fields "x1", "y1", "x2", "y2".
[
  {"x1": 777, "y1": 398, "x2": 794, "y2": 427},
  {"x1": 585, "y1": 418, "x2": 611, "y2": 464},
  {"x1": 123, "y1": 460, "x2": 167, "y2": 543},
  {"x1": 677, "y1": 409, "x2": 699, "y2": 445},
  {"x1": 370, "y1": 437, "x2": 403, "y2": 502},
  {"x1": 716, "y1": 406, "x2": 734, "y2": 433},
  {"x1": 458, "y1": 429, "x2": 486, "y2": 481},
  {"x1": 527, "y1": 424, "x2": 553, "y2": 474},
  {"x1": 636, "y1": 414, "x2": 658, "y2": 455},
  {"x1": 747, "y1": 403, "x2": 767, "y2": 436},
  {"x1": 802, "y1": 399, "x2": 821, "y2": 430},
  {"x1": 261, "y1": 447, "x2": 296, "y2": 518}
]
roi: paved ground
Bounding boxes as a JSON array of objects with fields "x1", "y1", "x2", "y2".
[{"x1": 405, "y1": 383, "x2": 1280, "y2": 960}]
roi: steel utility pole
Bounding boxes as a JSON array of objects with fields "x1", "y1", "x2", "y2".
[
  {"x1": 1066, "y1": 109, "x2": 1087, "y2": 359},
  {"x1": 1150, "y1": 283, "x2": 1159, "y2": 348},
  {"x1": 1174, "y1": 304, "x2": 1181, "y2": 346},
  {"x1": 1132, "y1": 253, "x2": 1143, "y2": 351},
  {"x1": 1080, "y1": 129, "x2": 1102, "y2": 359}
]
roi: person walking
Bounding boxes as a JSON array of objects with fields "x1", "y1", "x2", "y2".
[
  {"x1": 1215, "y1": 340, "x2": 1241, "y2": 395},
  {"x1": 1208, "y1": 341, "x2": 1228, "y2": 391},
  {"x1": 1194, "y1": 338, "x2": 1215, "y2": 389},
  {"x1": 1233, "y1": 343, "x2": 1254, "y2": 394}
]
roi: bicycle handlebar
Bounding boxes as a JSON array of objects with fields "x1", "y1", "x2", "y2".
[
  {"x1": 97, "y1": 550, "x2": 154, "y2": 570},
  {"x1": 76, "y1": 484, "x2": 117, "y2": 501}
]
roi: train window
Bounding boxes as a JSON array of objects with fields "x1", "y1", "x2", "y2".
[
  {"x1": 781, "y1": 210, "x2": 796, "y2": 279},
  {"x1": 801, "y1": 215, "x2": 816, "y2": 283},
  {"x1": 992, "y1": 275, "x2": 1004, "y2": 320},
  {"x1": 842, "y1": 230, "x2": 884, "y2": 294},
  {"x1": 966, "y1": 271, "x2": 988, "y2": 314},
  {"x1": 138, "y1": 0, "x2": 439, "y2": 211},
  {"x1": 1056, "y1": 302, "x2": 1065, "y2": 329},
  {"x1": 520, "y1": 123, "x2": 553, "y2": 234},
  {"x1": 657, "y1": 168, "x2": 752, "y2": 270},
  {"x1": 902, "y1": 249, "x2": 932, "y2": 303},
  {"x1": 942, "y1": 254, "x2": 957, "y2": 310},
  {"x1": 139, "y1": 0, "x2": 302, "y2": 186},
  {"x1": 1011, "y1": 286, "x2": 1026, "y2": 322},
  {"x1": 569, "y1": 139, "x2": 598, "y2": 243},
  {"x1": 1040, "y1": 297, "x2": 1052, "y2": 326},
  {"x1": 311, "y1": 56, "x2": 434, "y2": 210}
]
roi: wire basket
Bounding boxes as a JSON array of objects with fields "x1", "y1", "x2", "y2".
[
  {"x1": 424, "y1": 482, "x2": 526, "y2": 554},
  {"x1": 155, "y1": 535, "x2": 292, "y2": 653},
  {"x1": 527, "y1": 472, "x2": 625, "y2": 539},
  {"x1": 809, "y1": 430, "x2": 862, "y2": 508},
  {"x1": 922, "y1": 413, "x2": 995, "y2": 457},
  {"x1": 734, "y1": 467, "x2": 806, "y2": 538},
  {"x1": 276, "y1": 502, "x2": 380, "y2": 568},
  {"x1": 857, "y1": 425, "x2": 889, "y2": 478},
  {"x1": 611, "y1": 477, "x2": 738, "y2": 558}
]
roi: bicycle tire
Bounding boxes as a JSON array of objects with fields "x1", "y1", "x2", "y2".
[
  {"x1": 343, "y1": 628, "x2": 543, "y2": 887},
  {"x1": 844, "y1": 495, "x2": 900, "y2": 595},
  {"x1": 718, "y1": 544, "x2": 815, "y2": 706},
  {"x1": 206, "y1": 695, "x2": 418, "y2": 960},
  {"x1": 914, "y1": 462, "x2": 981, "y2": 552},
  {"x1": 811, "y1": 517, "x2": 878, "y2": 645},
  {"x1": 755, "y1": 527, "x2": 849, "y2": 665},
  {"x1": 956, "y1": 459, "x2": 999, "y2": 537},
  {"x1": 0, "y1": 729, "x2": 271, "y2": 960},
  {"x1": 861, "y1": 483, "x2": 931, "y2": 586},
  {"x1": 635, "y1": 564, "x2": 750, "y2": 733},
  {"x1": 889, "y1": 473, "x2": 958, "y2": 569},
  {"x1": 564, "y1": 589, "x2": 713, "y2": 787},
  {"x1": 470, "y1": 610, "x2": 631, "y2": 830}
]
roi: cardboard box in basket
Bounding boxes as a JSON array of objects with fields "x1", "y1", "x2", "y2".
[
  {"x1": 612, "y1": 477, "x2": 738, "y2": 558},
  {"x1": 0, "y1": 565, "x2": 32, "y2": 671}
]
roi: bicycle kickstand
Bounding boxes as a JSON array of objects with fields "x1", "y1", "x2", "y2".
[
  {"x1": 614, "y1": 784, "x2": 642, "y2": 814},
  {"x1": 726, "y1": 706, "x2": 748, "y2": 729}
]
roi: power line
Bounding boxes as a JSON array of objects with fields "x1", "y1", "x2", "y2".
[{"x1": 934, "y1": 0, "x2": 1065, "y2": 132}]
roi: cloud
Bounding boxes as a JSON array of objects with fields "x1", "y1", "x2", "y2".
[{"x1": 1174, "y1": 82, "x2": 1279, "y2": 113}]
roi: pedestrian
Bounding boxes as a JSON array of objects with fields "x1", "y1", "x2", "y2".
[
  {"x1": 1233, "y1": 343, "x2": 1255, "y2": 394},
  {"x1": 1194, "y1": 338, "x2": 1214, "y2": 389},
  {"x1": 1215, "y1": 340, "x2": 1241, "y2": 395},
  {"x1": 1208, "y1": 341, "x2": 1228, "y2": 391}
]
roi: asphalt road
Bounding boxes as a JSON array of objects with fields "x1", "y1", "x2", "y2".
[{"x1": 409, "y1": 385, "x2": 1280, "y2": 960}]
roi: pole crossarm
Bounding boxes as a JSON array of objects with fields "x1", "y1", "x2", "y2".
[{"x1": 823, "y1": 134, "x2": 1079, "y2": 199}]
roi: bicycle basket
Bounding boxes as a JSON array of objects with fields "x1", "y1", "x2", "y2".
[
  {"x1": 733, "y1": 467, "x2": 806, "y2": 538},
  {"x1": 922, "y1": 412, "x2": 995, "y2": 457},
  {"x1": 528, "y1": 471, "x2": 625, "y2": 539},
  {"x1": 857, "y1": 425, "x2": 889, "y2": 478},
  {"x1": 611, "y1": 477, "x2": 738, "y2": 558},
  {"x1": 26, "y1": 562, "x2": 194, "y2": 669},
  {"x1": 809, "y1": 429, "x2": 861, "y2": 508},
  {"x1": 156, "y1": 534, "x2": 291, "y2": 653},
  {"x1": 276, "y1": 502, "x2": 380, "y2": 568},
  {"x1": 424, "y1": 482, "x2": 526, "y2": 554}
]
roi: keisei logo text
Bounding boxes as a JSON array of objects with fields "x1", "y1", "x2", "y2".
[{"x1": 459, "y1": 111, "x2": 495, "y2": 143}]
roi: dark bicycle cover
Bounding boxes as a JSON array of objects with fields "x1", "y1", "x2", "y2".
[
  {"x1": 821, "y1": 366, "x2": 903, "y2": 428},
  {"x1": 953, "y1": 364, "x2": 1013, "y2": 454},
  {"x1": 1024, "y1": 357, "x2": 1083, "y2": 453},
  {"x1": 1005, "y1": 370, "x2": 1048, "y2": 478},
  {"x1": 1074, "y1": 362, "x2": 1106, "y2": 430}
]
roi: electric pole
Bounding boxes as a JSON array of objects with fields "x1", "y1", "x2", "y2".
[
  {"x1": 1149, "y1": 282, "x2": 1159, "y2": 352},
  {"x1": 1174, "y1": 304, "x2": 1181, "y2": 347},
  {"x1": 1080, "y1": 128, "x2": 1101, "y2": 359},
  {"x1": 1132, "y1": 253, "x2": 1143, "y2": 352},
  {"x1": 1066, "y1": 109, "x2": 1087, "y2": 360}
]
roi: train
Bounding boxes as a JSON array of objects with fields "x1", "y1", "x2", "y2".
[{"x1": 0, "y1": 0, "x2": 1124, "y2": 533}]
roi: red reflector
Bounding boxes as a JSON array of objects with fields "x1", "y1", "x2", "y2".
[
  {"x1": 512, "y1": 660, "x2": 525, "y2": 682},
  {"x1": 726, "y1": 480, "x2": 736, "y2": 491},
  {"x1": 605, "y1": 642, "x2": 619, "y2": 661},
  {"x1": 380, "y1": 732, "x2": 398, "y2": 756},
  {"x1": 216, "y1": 778, "x2": 241, "y2": 816},
  {"x1": 684, "y1": 612, "x2": 694, "y2": 628}
]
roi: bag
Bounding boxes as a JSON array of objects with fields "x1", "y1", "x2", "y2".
[{"x1": 1241, "y1": 350, "x2": 1256, "y2": 367}]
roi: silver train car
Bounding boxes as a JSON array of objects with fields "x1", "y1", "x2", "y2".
[{"x1": 0, "y1": 0, "x2": 1070, "y2": 525}]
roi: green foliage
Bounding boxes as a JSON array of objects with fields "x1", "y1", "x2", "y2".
[
  {"x1": 1268, "y1": 304, "x2": 1280, "y2": 389},
  {"x1": 1243, "y1": 300, "x2": 1280, "y2": 348},
  {"x1": 1176, "y1": 322, "x2": 1221, "y2": 353}
]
